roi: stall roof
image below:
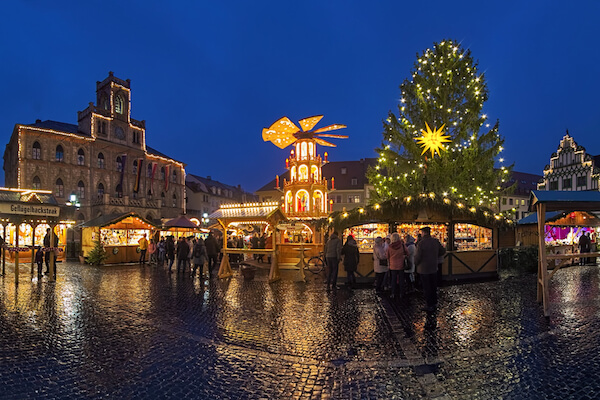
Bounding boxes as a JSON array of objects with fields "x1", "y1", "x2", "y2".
[
  {"x1": 518, "y1": 211, "x2": 575, "y2": 225},
  {"x1": 208, "y1": 202, "x2": 286, "y2": 222},
  {"x1": 79, "y1": 212, "x2": 156, "y2": 229},
  {"x1": 163, "y1": 215, "x2": 199, "y2": 229},
  {"x1": 529, "y1": 190, "x2": 600, "y2": 212}
]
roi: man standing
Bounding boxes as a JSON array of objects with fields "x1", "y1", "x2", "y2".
[
  {"x1": 205, "y1": 232, "x2": 219, "y2": 275},
  {"x1": 325, "y1": 231, "x2": 342, "y2": 290},
  {"x1": 579, "y1": 231, "x2": 591, "y2": 265},
  {"x1": 138, "y1": 233, "x2": 148, "y2": 265},
  {"x1": 43, "y1": 228, "x2": 52, "y2": 274},
  {"x1": 414, "y1": 226, "x2": 446, "y2": 312}
]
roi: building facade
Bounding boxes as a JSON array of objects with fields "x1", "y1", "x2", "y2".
[
  {"x1": 3, "y1": 72, "x2": 186, "y2": 223},
  {"x1": 186, "y1": 174, "x2": 257, "y2": 222},
  {"x1": 498, "y1": 171, "x2": 542, "y2": 221},
  {"x1": 537, "y1": 132, "x2": 600, "y2": 192},
  {"x1": 256, "y1": 158, "x2": 377, "y2": 213}
]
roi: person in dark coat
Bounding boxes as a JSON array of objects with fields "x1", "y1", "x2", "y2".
[
  {"x1": 43, "y1": 228, "x2": 52, "y2": 274},
  {"x1": 165, "y1": 236, "x2": 175, "y2": 273},
  {"x1": 325, "y1": 231, "x2": 342, "y2": 290},
  {"x1": 176, "y1": 236, "x2": 190, "y2": 274},
  {"x1": 341, "y1": 235, "x2": 360, "y2": 288},
  {"x1": 35, "y1": 246, "x2": 44, "y2": 277},
  {"x1": 579, "y1": 232, "x2": 591, "y2": 265},
  {"x1": 414, "y1": 226, "x2": 446, "y2": 312},
  {"x1": 192, "y1": 238, "x2": 207, "y2": 278},
  {"x1": 205, "y1": 232, "x2": 219, "y2": 274}
]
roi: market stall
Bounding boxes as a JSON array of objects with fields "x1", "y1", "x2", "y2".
[
  {"x1": 160, "y1": 215, "x2": 206, "y2": 241},
  {"x1": 529, "y1": 190, "x2": 600, "y2": 316},
  {"x1": 80, "y1": 212, "x2": 156, "y2": 264},
  {"x1": 331, "y1": 198, "x2": 509, "y2": 281},
  {"x1": 208, "y1": 202, "x2": 287, "y2": 282}
]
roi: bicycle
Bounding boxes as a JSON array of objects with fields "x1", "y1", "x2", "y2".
[{"x1": 306, "y1": 251, "x2": 326, "y2": 274}]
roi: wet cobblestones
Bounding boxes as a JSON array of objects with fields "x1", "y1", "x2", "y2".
[{"x1": 0, "y1": 262, "x2": 599, "y2": 398}]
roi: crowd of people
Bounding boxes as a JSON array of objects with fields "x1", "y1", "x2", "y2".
[
  {"x1": 325, "y1": 226, "x2": 445, "y2": 313},
  {"x1": 137, "y1": 232, "x2": 222, "y2": 278}
]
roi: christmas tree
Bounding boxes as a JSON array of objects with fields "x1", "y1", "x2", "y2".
[
  {"x1": 368, "y1": 39, "x2": 511, "y2": 207},
  {"x1": 86, "y1": 239, "x2": 109, "y2": 266}
]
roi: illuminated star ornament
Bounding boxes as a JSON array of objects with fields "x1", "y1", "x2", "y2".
[{"x1": 416, "y1": 122, "x2": 451, "y2": 157}]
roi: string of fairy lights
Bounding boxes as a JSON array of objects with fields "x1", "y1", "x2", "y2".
[{"x1": 373, "y1": 39, "x2": 510, "y2": 219}]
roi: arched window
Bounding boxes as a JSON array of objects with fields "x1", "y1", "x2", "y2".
[
  {"x1": 160, "y1": 167, "x2": 165, "y2": 180},
  {"x1": 32, "y1": 176, "x2": 41, "y2": 190},
  {"x1": 115, "y1": 95, "x2": 124, "y2": 114},
  {"x1": 172, "y1": 170, "x2": 177, "y2": 183},
  {"x1": 115, "y1": 184, "x2": 123, "y2": 198},
  {"x1": 116, "y1": 156, "x2": 123, "y2": 172},
  {"x1": 147, "y1": 163, "x2": 153, "y2": 178},
  {"x1": 161, "y1": 192, "x2": 165, "y2": 206},
  {"x1": 172, "y1": 193, "x2": 177, "y2": 208},
  {"x1": 97, "y1": 183, "x2": 104, "y2": 198},
  {"x1": 77, "y1": 148, "x2": 85, "y2": 165},
  {"x1": 32, "y1": 141, "x2": 41, "y2": 160},
  {"x1": 147, "y1": 189, "x2": 153, "y2": 200},
  {"x1": 77, "y1": 181, "x2": 85, "y2": 199},
  {"x1": 97, "y1": 152, "x2": 105, "y2": 169},
  {"x1": 55, "y1": 145, "x2": 64, "y2": 162},
  {"x1": 55, "y1": 178, "x2": 64, "y2": 198},
  {"x1": 133, "y1": 160, "x2": 138, "y2": 174}
]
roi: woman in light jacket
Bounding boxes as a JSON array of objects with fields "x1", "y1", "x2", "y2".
[
  {"x1": 373, "y1": 237, "x2": 388, "y2": 293},
  {"x1": 386, "y1": 232, "x2": 408, "y2": 299}
]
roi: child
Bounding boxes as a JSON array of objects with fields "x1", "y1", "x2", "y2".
[{"x1": 35, "y1": 246, "x2": 44, "y2": 276}]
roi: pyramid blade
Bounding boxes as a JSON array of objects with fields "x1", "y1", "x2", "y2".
[
  {"x1": 312, "y1": 124, "x2": 347, "y2": 134},
  {"x1": 262, "y1": 128, "x2": 297, "y2": 148},
  {"x1": 315, "y1": 133, "x2": 349, "y2": 139},
  {"x1": 314, "y1": 138, "x2": 337, "y2": 147},
  {"x1": 269, "y1": 116, "x2": 300, "y2": 134},
  {"x1": 298, "y1": 115, "x2": 323, "y2": 132}
]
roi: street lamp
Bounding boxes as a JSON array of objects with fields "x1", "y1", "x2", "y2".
[
  {"x1": 201, "y1": 212, "x2": 209, "y2": 227},
  {"x1": 66, "y1": 194, "x2": 81, "y2": 209}
]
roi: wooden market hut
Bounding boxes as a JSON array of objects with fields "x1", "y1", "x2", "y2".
[
  {"x1": 328, "y1": 197, "x2": 513, "y2": 282},
  {"x1": 208, "y1": 202, "x2": 287, "y2": 282},
  {"x1": 529, "y1": 190, "x2": 600, "y2": 316},
  {"x1": 80, "y1": 212, "x2": 156, "y2": 264},
  {"x1": 0, "y1": 188, "x2": 64, "y2": 284}
]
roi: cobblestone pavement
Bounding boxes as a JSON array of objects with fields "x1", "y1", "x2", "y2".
[{"x1": 0, "y1": 260, "x2": 599, "y2": 399}]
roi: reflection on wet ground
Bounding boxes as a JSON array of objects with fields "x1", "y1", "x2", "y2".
[{"x1": 1, "y1": 261, "x2": 600, "y2": 398}]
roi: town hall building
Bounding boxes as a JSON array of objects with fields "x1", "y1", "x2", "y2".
[{"x1": 3, "y1": 72, "x2": 186, "y2": 224}]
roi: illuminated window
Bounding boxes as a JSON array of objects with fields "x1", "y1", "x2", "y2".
[
  {"x1": 115, "y1": 95, "x2": 124, "y2": 114},
  {"x1": 32, "y1": 176, "x2": 41, "y2": 190},
  {"x1": 32, "y1": 142, "x2": 41, "y2": 160},
  {"x1": 115, "y1": 184, "x2": 123, "y2": 198},
  {"x1": 77, "y1": 181, "x2": 85, "y2": 199},
  {"x1": 97, "y1": 183, "x2": 104, "y2": 198},
  {"x1": 348, "y1": 195, "x2": 361, "y2": 203},
  {"x1": 97, "y1": 153, "x2": 105, "y2": 169},
  {"x1": 77, "y1": 148, "x2": 85, "y2": 165},
  {"x1": 55, "y1": 178, "x2": 64, "y2": 198},
  {"x1": 55, "y1": 145, "x2": 64, "y2": 162}
]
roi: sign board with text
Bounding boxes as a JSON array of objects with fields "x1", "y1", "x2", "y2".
[{"x1": 0, "y1": 203, "x2": 60, "y2": 217}]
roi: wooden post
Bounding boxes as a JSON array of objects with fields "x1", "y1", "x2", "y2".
[
  {"x1": 2, "y1": 224, "x2": 5, "y2": 276},
  {"x1": 217, "y1": 220, "x2": 233, "y2": 279},
  {"x1": 536, "y1": 203, "x2": 549, "y2": 316},
  {"x1": 30, "y1": 223, "x2": 36, "y2": 275},
  {"x1": 49, "y1": 224, "x2": 57, "y2": 282},
  {"x1": 268, "y1": 230, "x2": 281, "y2": 283},
  {"x1": 15, "y1": 222, "x2": 19, "y2": 286}
]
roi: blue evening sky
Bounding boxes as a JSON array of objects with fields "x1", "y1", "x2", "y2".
[{"x1": 1, "y1": 1, "x2": 598, "y2": 192}]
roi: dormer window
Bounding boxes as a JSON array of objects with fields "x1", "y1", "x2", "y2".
[
  {"x1": 115, "y1": 95, "x2": 124, "y2": 114},
  {"x1": 341, "y1": 167, "x2": 347, "y2": 175}
]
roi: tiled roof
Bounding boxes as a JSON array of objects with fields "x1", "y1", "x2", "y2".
[
  {"x1": 0, "y1": 189, "x2": 58, "y2": 205},
  {"x1": 25, "y1": 120, "x2": 90, "y2": 137}
]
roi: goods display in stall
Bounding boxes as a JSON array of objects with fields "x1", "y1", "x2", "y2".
[
  {"x1": 396, "y1": 223, "x2": 448, "y2": 248},
  {"x1": 80, "y1": 212, "x2": 155, "y2": 264},
  {"x1": 454, "y1": 223, "x2": 492, "y2": 251},
  {"x1": 344, "y1": 223, "x2": 390, "y2": 251},
  {"x1": 2, "y1": 223, "x2": 69, "y2": 260}
]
